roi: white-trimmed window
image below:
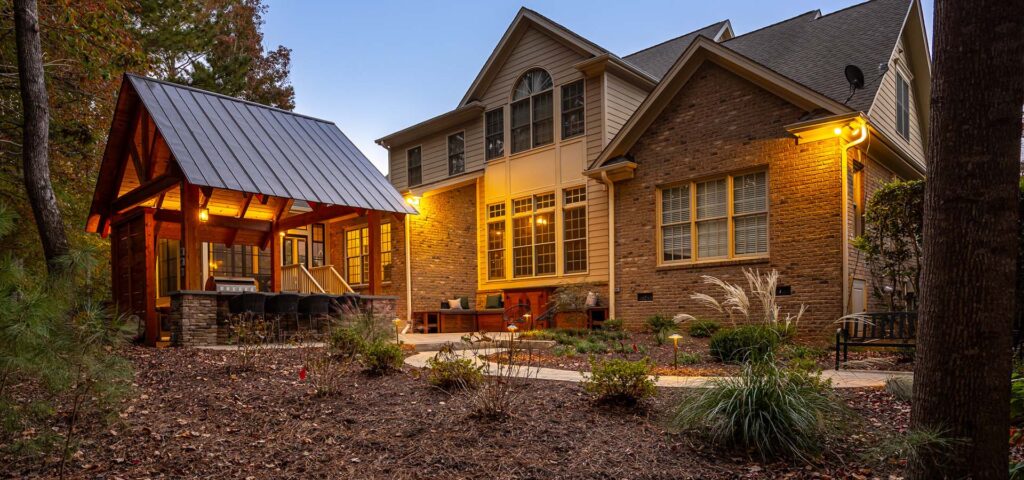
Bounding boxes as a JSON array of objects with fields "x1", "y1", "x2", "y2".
[
  {"x1": 512, "y1": 193, "x2": 555, "y2": 277},
  {"x1": 563, "y1": 186, "x2": 587, "y2": 273},
  {"x1": 895, "y1": 72, "x2": 910, "y2": 140},
  {"x1": 345, "y1": 223, "x2": 393, "y2": 285},
  {"x1": 447, "y1": 132, "x2": 465, "y2": 176},
  {"x1": 659, "y1": 171, "x2": 768, "y2": 264},
  {"x1": 560, "y1": 80, "x2": 585, "y2": 139},
  {"x1": 487, "y1": 203, "x2": 506, "y2": 280},
  {"x1": 510, "y1": 69, "x2": 553, "y2": 154}
]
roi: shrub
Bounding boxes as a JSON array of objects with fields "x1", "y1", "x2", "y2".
[
  {"x1": 646, "y1": 314, "x2": 677, "y2": 345},
  {"x1": 552, "y1": 345, "x2": 577, "y2": 357},
  {"x1": 360, "y1": 340, "x2": 404, "y2": 375},
  {"x1": 329, "y1": 325, "x2": 366, "y2": 360},
  {"x1": 677, "y1": 352, "x2": 702, "y2": 365},
  {"x1": 294, "y1": 332, "x2": 346, "y2": 396},
  {"x1": 672, "y1": 359, "x2": 842, "y2": 460},
  {"x1": 708, "y1": 325, "x2": 780, "y2": 363},
  {"x1": 425, "y1": 344, "x2": 483, "y2": 390},
  {"x1": 602, "y1": 318, "x2": 624, "y2": 331},
  {"x1": 574, "y1": 339, "x2": 608, "y2": 354},
  {"x1": 227, "y1": 312, "x2": 271, "y2": 371},
  {"x1": 583, "y1": 358, "x2": 658, "y2": 405},
  {"x1": 687, "y1": 319, "x2": 720, "y2": 338}
]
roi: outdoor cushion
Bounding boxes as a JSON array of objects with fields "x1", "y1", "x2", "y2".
[
  {"x1": 459, "y1": 296, "x2": 470, "y2": 309},
  {"x1": 485, "y1": 294, "x2": 503, "y2": 309},
  {"x1": 447, "y1": 299, "x2": 463, "y2": 310}
]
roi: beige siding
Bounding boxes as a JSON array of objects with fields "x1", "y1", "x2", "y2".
[
  {"x1": 868, "y1": 34, "x2": 926, "y2": 169},
  {"x1": 477, "y1": 27, "x2": 587, "y2": 107},
  {"x1": 387, "y1": 117, "x2": 484, "y2": 191},
  {"x1": 604, "y1": 72, "x2": 647, "y2": 143},
  {"x1": 585, "y1": 74, "x2": 604, "y2": 164}
]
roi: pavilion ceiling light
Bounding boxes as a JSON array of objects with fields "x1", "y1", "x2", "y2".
[{"x1": 199, "y1": 208, "x2": 210, "y2": 223}]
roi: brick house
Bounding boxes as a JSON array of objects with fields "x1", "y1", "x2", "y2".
[{"x1": 374, "y1": 0, "x2": 930, "y2": 339}]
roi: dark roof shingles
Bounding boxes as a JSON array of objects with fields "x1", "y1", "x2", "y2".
[
  {"x1": 128, "y1": 74, "x2": 414, "y2": 214},
  {"x1": 622, "y1": 21, "x2": 730, "y2": 79}
]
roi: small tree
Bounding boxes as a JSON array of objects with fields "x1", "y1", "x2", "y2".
[{"x1": 853, "y1": 179, "x2": 924, "y2": 311}]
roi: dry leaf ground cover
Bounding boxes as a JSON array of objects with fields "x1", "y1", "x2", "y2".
[{"x1": 2, "y1": 345, "x2": 934, "y2": 479}]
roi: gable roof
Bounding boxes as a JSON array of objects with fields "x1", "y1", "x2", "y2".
[
  {"x1": 123, "y1": 74, "x2": 414, "y2": 214},
  {"x1": 723, "y1": 0, "x2": 912, "y2": 112},
  {"x1": 458, "y1": 7, "x2": 655, "y2": 106},
  {"x1": 622, "y1": 21, "x2": 733, "y2": 79}
]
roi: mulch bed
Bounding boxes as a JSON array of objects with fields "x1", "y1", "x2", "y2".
[{"x1": 3, "y1": 346, "x2": 931, "y2": 479}]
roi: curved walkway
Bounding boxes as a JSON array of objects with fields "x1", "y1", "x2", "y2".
[{"x1": 404, "y1": 349, "x2": 910, "y2": 389}]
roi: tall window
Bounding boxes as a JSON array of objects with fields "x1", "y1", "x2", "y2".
[
  {"x1": 345, "y1": 223, "x2": 393, "y2": 285},
  {"x1": 561, "y1": 80, "x2": 585, "y2": 139},
  {"x1": 311, "y1": 223, "x2": 325, "y2": 267},
  {"x1": 157, "y1": 238, "x2": 179, "y2": 297},
  {"x1": 282, "y1": 235, "x2": 307, "y2": 266},
  {"x1": 487, "y1": 203, "x2": 506, "y2": 279},
  {"x1": 895, "y1": 72, "x2": 910, "y2": 140},
  {"x1": 659, "y1": 171, "x2": 768, "y2": 264},
  {"x1": 447, "y1": 132, "x2": 465, "y2": 176},
  {"x1": 510, "y1": 69, "x2": 553, "y2": 154},
  {"x1": 563, "y1": 186, "x2": 587, "y2": 273},
  {"x1": 407, "y1": 146, "x2": 422, "y2": 186},
  {"x1": 485, "y1": 108, "x2": 504, "y2": 160},
  {"x1": 209, "y1": 243, "x2": 271, "y2": 290},
  {"x1": 512, "y1": 193, "x2": 555, "y2": 277}
]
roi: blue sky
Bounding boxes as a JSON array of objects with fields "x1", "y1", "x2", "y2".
[{"x1": 262, "y1": 0, "x2": 933, "y2": 174}]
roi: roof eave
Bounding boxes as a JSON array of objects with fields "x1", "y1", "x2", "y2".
[
  {"x1": 375, "y1": 102, "x2": 485, "y2": 149},
  {"x1": 574, "y1": 54, "x2": 658, "y2": 90}
]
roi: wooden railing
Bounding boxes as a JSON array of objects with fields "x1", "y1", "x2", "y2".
[
  {"x1": 309, "y1": 265, "x2": 354, "y2": 294},
  {"x1": 281, "y1": 263, "x2": 325, "y2": 293}
]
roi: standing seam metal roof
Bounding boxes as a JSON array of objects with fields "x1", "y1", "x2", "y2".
[{"x1": 127, "y1": 74, "x2": 415, "y2": 215}]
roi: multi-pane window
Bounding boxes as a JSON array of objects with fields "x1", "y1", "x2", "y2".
[
  {"x1": 510, "y1": 69, "x2": 554, "y2": 154},
  {"x1": 560, "y1": 80, "x2": 585, "y2": 139},
  {"x1": 345, "y1": 224, "x2": 394, "y2": 285},
  {"x1": 407, "y1": 146, "x2": 422, "y2": 186},
  {"x1": 563, "y1": 186, "x2": 587, "y2": 273},
  {"x1": 157, "y1": 238, "x2": 179, "y2": 297},
  {"x1": 485, "y1": 108, "x2": 504, "y2": 160},
  {"x1": 311, "y1": 223, "x2": 325, "y2": 267},
  {"x1": 487, "y1": 203, "x2": 506, "y2": 280},
  {"x1": 447, "y1": 132, "x2": 465, "y2": 176},
  {"x1": 895, "y1": 72, "x2": 910, "y2": 140},
  {"x1": 511, "y1": 193, "x2": 555, "y2": 277},
  {"x1": 732, "y1": 172, "x2": 768, "y2": 255},
  {"x1": 209, "y1": 243, "x2": 271, "y2": 290},
  {"x1": 659, "y1": 171, "x2": 769, "y2": 264}
]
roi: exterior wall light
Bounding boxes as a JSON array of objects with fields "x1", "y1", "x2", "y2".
[
  {"x1": 833, "y1": 127, "x2": 844, "y2": 136},
  {"x1": 199, "y1": 208, "x2": 210, "y2": 222},
  {"x1": 405, "y1": 196, "x2": 420, "y2": 206}
]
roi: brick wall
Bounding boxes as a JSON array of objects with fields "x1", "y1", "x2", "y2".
[
  {"x1": 614, "y1": 62, "x2": 844, "y2": 341},
  {"x1": 169, "y1": 291, "x2": 221, "y2": 347},
  {"x1": 408, "y1": 184, "x2": 478, "y2": 313}
]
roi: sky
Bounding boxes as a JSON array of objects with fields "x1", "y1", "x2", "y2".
[{"x1": 261, "y1": 0, "x2": 933, "y2": 175}]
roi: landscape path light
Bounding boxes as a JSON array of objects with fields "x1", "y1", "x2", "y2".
[{"x1": 669, "y1": 333, "x2": 683, "y2": 368}]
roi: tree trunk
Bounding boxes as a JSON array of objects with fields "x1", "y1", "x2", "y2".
[
  {"x1": 14, "y1": 0, "x2": 69, "y2": 276},
  {"x1": 910, "y1": 1, "x2": 1024, "y2": 478}
]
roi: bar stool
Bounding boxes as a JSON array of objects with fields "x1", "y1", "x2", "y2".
[
  {"x1": 227, "y1": 293, "x2": 267, "y2": 343},
  {"x1": 299, "y1": 294, "x2": 331, "y2": 335},
  {"x1": 265, "y1": 293, "x2": 299, "y2": 340}
]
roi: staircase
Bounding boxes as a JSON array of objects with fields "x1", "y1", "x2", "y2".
[{"x1": 281, "y1": 264, "x2": 354, "y2": 294}]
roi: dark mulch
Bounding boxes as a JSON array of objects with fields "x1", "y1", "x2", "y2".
[{"x1": 4, "y1": 346, "x2": 917, "y2": 479}]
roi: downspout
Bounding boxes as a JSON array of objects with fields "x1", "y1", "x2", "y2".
[
  {"x1": 600, "y1": 171, "x2": 616, "y2": 320},
  {"x1": 840, "y1": 122, "x2": 868, "y2": 315}
]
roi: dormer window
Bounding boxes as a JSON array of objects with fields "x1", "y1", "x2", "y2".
[
  {"x1": 510, "y1": 69, "x2": 553, "y2": 154},
  {"x1": 895, "y1": 72, "x2": 910, "y2": 140}
]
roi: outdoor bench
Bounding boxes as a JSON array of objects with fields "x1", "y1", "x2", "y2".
[{"x1": 835, "y1": 311, "x2": 916, "y2": 370}]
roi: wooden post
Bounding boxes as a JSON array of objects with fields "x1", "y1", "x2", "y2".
[
  {"x1": 367, "y1": 210, "x2": 381, "y2": 295},
  {"x1": 270, "y1": 231, "x2": 282, "y2": 292},
  {"x1": 181, "y1": 182, "x2": 202, "y2": 290},
  {"x1": 143, "y1": 208, "x2": 158, "y2": 346}
]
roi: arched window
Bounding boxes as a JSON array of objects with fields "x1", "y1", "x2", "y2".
[{"x1": 510, "y1": 69, "x2": 553, "y2": 154}]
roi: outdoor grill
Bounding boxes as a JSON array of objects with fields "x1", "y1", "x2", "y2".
[{"x1": 204, "y1": 276, "x2": 258, "y2": 293}]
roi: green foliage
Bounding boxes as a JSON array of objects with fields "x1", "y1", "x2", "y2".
[
  {"x1": 687, "y1": 319, "x2": 721, "y2": 338},
  {"x1": 867, "y1": 428, "x2": 957, "y2": 473},
  {"x1": 601, "y1": 318, "x2": 624, "y2": 332},
  {"x1": 853, "y1": 179, "x2": 925, "y2": 310},
  {"x1": 329, "y1": 307, "x2": 392, "y2": 359},
  {"x1": 360, "y1": 340, "x2": 404, "y2": 375},
  {"x1": 0, "y1": 204, "x2": 132, "y2": 462},
  {"x1": 677, "y1": 352, "x2": 702, "y2": 365},
  {"x1": 520, "y1": 328, "x2": 625, "y2": 355},
  {"x1": 1012, "y1": 362, "x2": 1024, "y2": 423},
  {"x1": 425, "y1": 344, "x2": 483, "y2": 391},
  {"x1": 672, "y1": 360, "x2": 841, "y2": 460},
  {"x1": 583, "y1": 358, "x2": 657, "y2": 405},
  {"x1": 552, "y1": 345, "x2": 577, "y2": 357},
  {"x1": 708, "y1": 325, "x2": 781, "y2": 363},
  {"x1": 646, "y1": 314, "x2": 677, "y2": 345}
]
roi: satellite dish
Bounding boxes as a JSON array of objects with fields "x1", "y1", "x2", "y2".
[
  {"x1": 845, "y1": 65, "x2": 865, "y2": 90},
  {"x1": 843, "y1": 65, "x2": 865, "y2": 104}
]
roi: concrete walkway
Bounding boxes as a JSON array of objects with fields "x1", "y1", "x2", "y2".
[{"x1": 404, "y1": 349, "x2": 910, "y2": 389}]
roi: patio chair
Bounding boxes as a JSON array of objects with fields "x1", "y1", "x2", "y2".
[{"x1": 265, "y1": 293, "x2": 300, "y2": 341}]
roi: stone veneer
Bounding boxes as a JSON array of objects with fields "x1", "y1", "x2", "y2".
[{"x1": 614, "y1": 62, "x2": 845, "y2": 341}]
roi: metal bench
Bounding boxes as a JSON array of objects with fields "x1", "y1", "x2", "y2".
[{"x1": 835, "y1": 311, "x2": 916, "y2": 370}]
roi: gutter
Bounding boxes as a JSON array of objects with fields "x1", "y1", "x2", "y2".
[
  {"x1": 840, "y1": 121, "x2": 868, "y2": 315},
  {"x1": 599, "y1": 171, "x2": 616, "y2": 320}
]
